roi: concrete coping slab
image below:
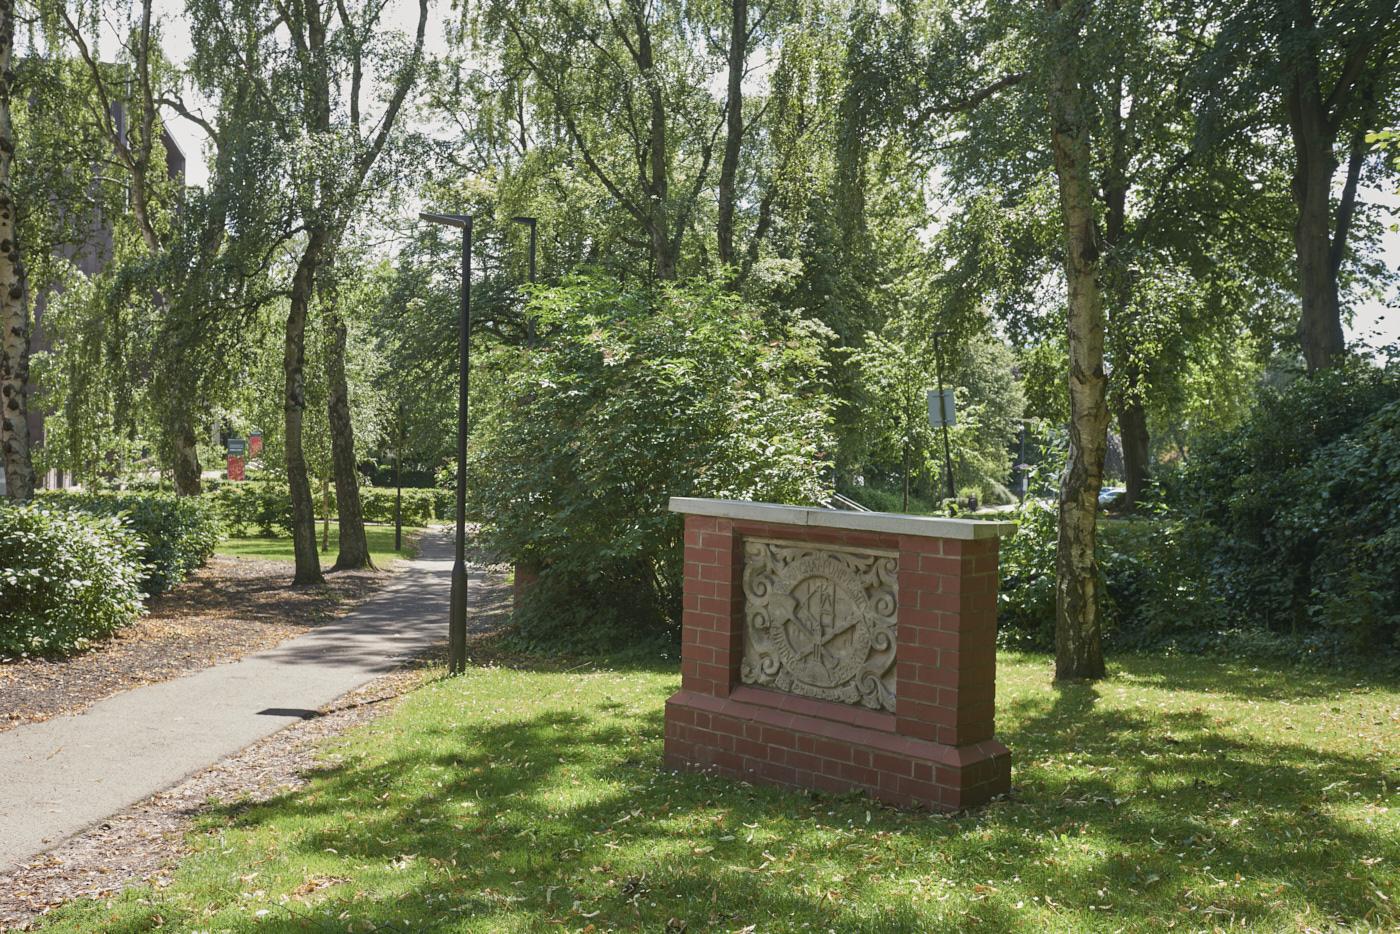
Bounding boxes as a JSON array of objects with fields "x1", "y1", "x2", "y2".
[{"x1": 668, "y1": 497, "x2": 1018, "y2": 540}]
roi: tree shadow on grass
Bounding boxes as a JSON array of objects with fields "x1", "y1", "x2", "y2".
[{"x1": 65, "y1": 658, "x2": 1398, "y2": 934}]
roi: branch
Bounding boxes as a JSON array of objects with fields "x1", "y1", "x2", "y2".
[
  {"x1": 157, "y1": 95, "x2": 220, "y2": 147},
  {"x1": 1322, "y1": 40, "x2": 1375, "y2": 128},
  {"x1": 351, "y1": 0, "x2": 429, "y2": 188},
  {"x1": 910, "y1": 71, "x2": 1027, "y2": 130}
]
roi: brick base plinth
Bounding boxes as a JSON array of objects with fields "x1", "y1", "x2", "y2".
[
  {"x1": 666, "y1": 498, "x2": 1018, "y2": 813},
  {"x1": 664, "y1": 687, "x2": 1010, "y2": 811}
]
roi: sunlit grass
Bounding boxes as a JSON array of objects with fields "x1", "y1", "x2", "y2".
[
  {"x1": 216, "y1": 522, "x2": 423, "y2": 567},
  {"x1": 35, "y1": 651, "x2": 1400, "y2": 933}
]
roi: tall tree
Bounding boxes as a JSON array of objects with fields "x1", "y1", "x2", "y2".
[
  {"x1": 1203, "y1": 0, "x2": 1400, "y2": 370},
  {"x1": 53, "y1": 0, "x2": 205, "y2": 493},
  {"x1": 1041, "y1": 0, "x2": 1109, "y2": 681},
  {"x1": 187, "y1": 0, "x2": 429, "y2": 582},
  {"x1": 0, "y1": 0, "x2": 34, "y2": 501},
  {"x1": 882, "y1": 0, "x2": 1292, "y2": 514},
  {"x1": 481, "y1": 0, "x2": 723, "y2": 281}
]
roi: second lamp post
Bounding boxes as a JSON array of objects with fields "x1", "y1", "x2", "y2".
[{"x1": 420, "y1": 211, "x2": 472, "y2": 675}]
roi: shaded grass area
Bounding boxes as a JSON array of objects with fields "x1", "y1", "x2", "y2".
[
  {"x1": 36, "y1": 651, "x2": 1400, "y2": 933},
  {"x1": 216, "y1": 523, "x2": 423, "y2": 567}
]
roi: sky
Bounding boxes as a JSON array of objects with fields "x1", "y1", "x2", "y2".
[{"x1": 150, "y1": 1, "x2": 1399, "y2": 352}]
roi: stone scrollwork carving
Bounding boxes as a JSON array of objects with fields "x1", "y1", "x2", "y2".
[{"x1": 740, "y1": 540, "x2": 898, "y2": 712}]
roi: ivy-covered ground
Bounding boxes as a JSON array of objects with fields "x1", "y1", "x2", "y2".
[{"x1": 33, "y1": 650, "x2": 1400, "y2": 934}]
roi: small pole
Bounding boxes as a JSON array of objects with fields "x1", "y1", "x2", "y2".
[
  {"x1": 931, "y1": 331, "x2": 956, "y2": 502},
  {"x1": 395, "y1": 401, "x2": 404, "y2": 552},
  {"x1": 1019, "y1": 420, "x2": 1028, "y2": 501},
  {"x1": 511, "y1": 216, "x2": 538, "y2": 347}
]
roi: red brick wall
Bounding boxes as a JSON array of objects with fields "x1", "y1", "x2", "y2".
[{"x1": 665, "y1": 512, "x2": 1011, "y2": 811}]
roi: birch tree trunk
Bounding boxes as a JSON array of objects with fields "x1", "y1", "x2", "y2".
[
  {"x1": 171, "y1": 413, "x2": 202, "y2": 495},
  {"x1": 0, "y1": 0, "x2": 34, "y2": 502},
  {"x1": 285, "y1": 228, "x2": 331, "y2": 585},
  {"x1": 1045, "y1": 0, "x2": 1108, "y2": 681}
]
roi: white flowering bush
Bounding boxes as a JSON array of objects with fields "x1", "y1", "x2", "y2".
[{"x1": 0, "y1": 503, "x2": 146, "y2": 659}]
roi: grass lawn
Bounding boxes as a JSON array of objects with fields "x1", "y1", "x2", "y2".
[
  {"x1": 36, "y1": 651, "x2": 1400, "y2": 934},
  {"x1": 217, "y1": 522, "x2": 425, "y2": 567}
]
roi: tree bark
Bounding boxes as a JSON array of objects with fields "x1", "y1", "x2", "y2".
[
  {"x1": 0, "y1": 0, "x2": 34, "y2": 502},
  {"x1": 1290, "y1": 98, "x2": 1346, "y2": 370},
  {"x1": 716, "y1": 0, "x2": 747, "y2": 277},
  {"x1": 285, "y1": 229, "x2": 331, "y2": 586},
  {"x1": 322, "y1": 280, "x2": 373, "y2": 571},
  {"x1": 1116, "y1": 392, "x2": 1150, "y2": 507},
  {"x1": 1100, "y1": 82, "x2": 1149, "y2": 511},
  {"x1": 321, "y1": 474, "x2": 331, "y2": 552},
  {"x1": 1045, "y1": 0, "x2": 1108, "y2": 682},
  {"x1": 629, "y1": 0, "x2": 678, "y2": 281},
  {"x1": 1281, "y1": 11, "x2": 1377, "y2": 371},
  {"x1": 171, "y1": 413, "x2": 202, "y2": 496}
]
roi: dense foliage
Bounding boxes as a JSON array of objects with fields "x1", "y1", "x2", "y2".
[
  {"x1": 37, "y1": 490, "x2": 222, "y2": 597},
  {"x1": 999, "y1": 358, "x2": 1400, "y2": 667},
  {"x1": 213, "y1": 482, "x2": 296, "y2": 538},
  {"x1": 465, "y1": 276, "x2": 835, "y2": 653},
  {"x1": 1170, "y1": 358, "x2": 1400, "y2": 657},
  {"x1": 0, "y1": 504, "x2": 146, "y2": 659},
  {"x1": 215, "y1": 482, "x2": 443, "y2": 537}
]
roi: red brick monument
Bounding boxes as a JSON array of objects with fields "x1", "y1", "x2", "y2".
[{"x1": 664, "y1": 497, "x2": 1017, "y2": 811}]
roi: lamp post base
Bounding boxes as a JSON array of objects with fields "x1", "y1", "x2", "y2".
[{"x1": 449, "y1": 559, "x2": 468, "y2": 674}]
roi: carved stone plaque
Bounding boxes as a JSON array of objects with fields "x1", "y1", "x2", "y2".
[{"x1": 740, "y1": 540, "x2": 898, "y2": 711}]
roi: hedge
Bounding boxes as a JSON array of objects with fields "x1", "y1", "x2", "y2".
[
  {"x1": 213, "y1": 482, "x2": 441, "y2": 537},
  {"x1": 37, "y1": 490, "x2": 223, "y2": 597},
  {"x1": 0, "y1": 503, "x2": 146, "y2": 659}
]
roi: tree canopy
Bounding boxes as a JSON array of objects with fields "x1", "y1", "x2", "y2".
[{"x1": 12, "y1": 0, "x2": 1397, "y2": 671}]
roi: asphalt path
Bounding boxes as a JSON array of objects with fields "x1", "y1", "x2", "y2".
[{"x1": 0, "y1": 527, "x2": 477, "y2": 872}]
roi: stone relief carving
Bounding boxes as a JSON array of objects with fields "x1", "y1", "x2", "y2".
[{"x1": 740, "y1": 540, "x2": 898, "y2": 711}]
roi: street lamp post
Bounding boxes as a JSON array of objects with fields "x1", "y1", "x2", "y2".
[
  {"x1": 395, "y1": 401, "x2": 405, "y2": 552},
  {"x1": 510, "y1": 216, "x2": 537, "y2": 347},
  {"x1": 420, "y1": 211, "x2": 472, "y2": 675}
]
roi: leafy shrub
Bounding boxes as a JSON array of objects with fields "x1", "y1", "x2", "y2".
[
  {"x1": 996, "y1": 498, "x2": 1059, "y2": 650},
  {"x1": 38, "y1": 490, "x2": 223, "y2": 597},
  {"x1": 214, "y1": 482, "x2": 295, "y2": 537},
  {"x1": 1168, "y1": 357, "x2": 1400, "y2": 655},
  {"x1": 214, "y1": 482, "x2": 438, "y2": 534},
  {"x1": 996, "y1": 491, "x2": 1224, "y2": 655},
  {"x1": 358, "y1": 488, "x2": 436, "y2": 526},
  {"x1": 997, "y1": 357, "x2": 1400, "y2": 666},
  {"x1": 465, "y1": 274, "x2": 835, "y2": 653},
  {"x1": 0, "y1": 503, "x2": 146, "y2": 659},
  {"x1": 1097, "y1": 517, "x2": 1226, "y2": 653}
]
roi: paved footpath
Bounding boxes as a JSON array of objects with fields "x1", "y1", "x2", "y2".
[{"x1": 0, "y1": 528, "x2": 478, "y2": 873}]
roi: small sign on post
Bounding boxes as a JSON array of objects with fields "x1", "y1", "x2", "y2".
[
  {"x1": 927, "y1": 388, "x2": 956, "y2": 428},
  {"x1": 249, "y1": 431, "x2": 263, "y2": 456},
  {"x1": 227, "y1": 438, "x2": 248, "y2": 481}
]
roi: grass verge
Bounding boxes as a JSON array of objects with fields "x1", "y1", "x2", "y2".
[
  {"x1": 35, "y1": 650, "x2": 1400, "y2": 934},
  {"x1": 217, "y1": 523, "x2": 424, "y2": 567}
]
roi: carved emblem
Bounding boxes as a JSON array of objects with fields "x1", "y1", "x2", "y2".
[{"x1": 740, "y1": 541, "x2": 898, "y2": 711}]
